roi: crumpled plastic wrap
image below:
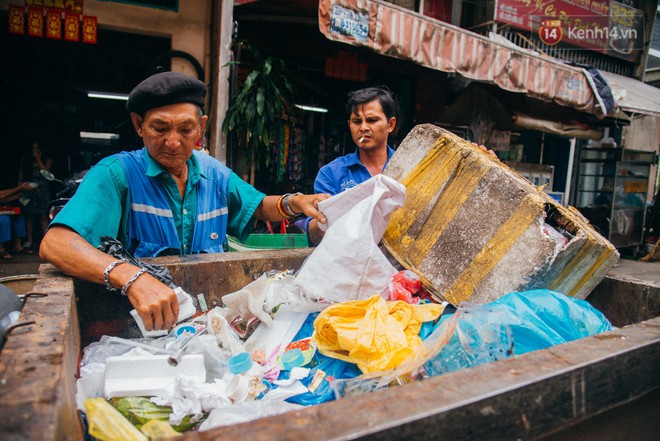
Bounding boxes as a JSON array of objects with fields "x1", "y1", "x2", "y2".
[
  {"x1": 98, "y1": 236, "x2": 175, "y2": 288},
  {"x1": 294, "y1": 175, "x2": 406, "y2": 305},
  {"x1": 151, "y1": 376, "x2": 231, "y2": 426},
  {"x1": 109, "y1": 396, "x2": 200, "y2": 432},
  {"x1": 198, "y1": 399, "x2": 304, "y2": 431},
  {"x1": 84, "y1": 397, "x2": 148, "y2": 441},
  {"x1": 312, "y1": 294, "x2": 446, "y2": 373}
]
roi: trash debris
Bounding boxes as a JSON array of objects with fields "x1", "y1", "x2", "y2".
[
  {"x1": 84, "y1": 397, "x2": 149, "y2": 441},
  {"x1": 293, "y1": 174, "x2": 406, "y2": 304},
  {"x1": 104, "y1": 354, "x2": 206, "y2": 398},
  {"x1": 312, "y1": 294, "x2": 446, "y2": 373}
]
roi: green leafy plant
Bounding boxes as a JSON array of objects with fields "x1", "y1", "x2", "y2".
[{"x1": 222, "y1": 41, "x2": 296, "y2": 186}]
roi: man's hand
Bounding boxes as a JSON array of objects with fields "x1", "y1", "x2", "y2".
[
  {"x1": 40, "y1": 226, "x2": 180, "y2": 332},
  {"x1": 125, "y1": 274, "x2": 179, "y2": 331},
  {"x1": 471, "y1": 142, "x2": 499, "y2": 160},
  {"x1": 289, "y1": 193, "x2": 330, "y2": 225}
]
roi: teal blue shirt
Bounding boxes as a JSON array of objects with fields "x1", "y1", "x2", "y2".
[{"x1": 53, "y1": 149, "x2": 264, "y2": 251}]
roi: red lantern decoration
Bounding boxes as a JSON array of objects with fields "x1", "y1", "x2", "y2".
[
  {"x1": 82, "y1": 15, "x2": 97, "y2": 44},
  {"x1": 46, "y1": 9, "x2": 62, "y2": 39},
  {"x1": 64, "y1": 12, "x2": 79, "y2": 42},
  {"x1": 27, "y1": 6, "x2": 44, "y2": 38},
  {"x1": 8, "y1": 5, "x2": 25, "y2": 35}
]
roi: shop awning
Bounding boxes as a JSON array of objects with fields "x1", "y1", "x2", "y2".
[
  {"x1": 319, "y1": 0, "x2": 607, "y2": 117},
  {"x1": 601, "y1": 71, "x2": 660, "y2": 118}
]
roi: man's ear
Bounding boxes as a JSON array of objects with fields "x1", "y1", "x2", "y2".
[
  {"x1": 130, "y1": 112, "x2": 144, "y2": 137},
  {"x1": 387, "y1": 117, "x2": 397, "y2": 133},
  {"x1": 199, "y1": 115, "x2": 208, "y2": 136}
]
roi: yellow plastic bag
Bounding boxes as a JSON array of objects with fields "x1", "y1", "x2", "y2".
[
  {"x1": 140, "y1": 420, "x2": 181, "y2": 439},
  {"x1": 84, "y1": 398, "x2": 148, "y2": 441},
  {"x1": 313, "y1": 295, "x2": 445, "y2": 373}
]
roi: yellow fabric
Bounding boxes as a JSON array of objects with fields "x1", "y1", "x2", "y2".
[
  {"x1": 312, "y1": 295, "x2": 446, "y2": 373},
  {"x1": 84, "y1": 398, "x2": 148, "y2": 441}
]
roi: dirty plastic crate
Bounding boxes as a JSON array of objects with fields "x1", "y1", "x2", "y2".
[
  {"x1": 227, "y1": 234, "x2": 308, "y2": 252},
  {"x1": 383, "y1": 124, "x2": 619, "y2": 305}
]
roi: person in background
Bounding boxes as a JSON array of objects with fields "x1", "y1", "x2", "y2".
[
  {"x1": 0, "y1": 183, "x2": 33, "y2": 260},
  {"x1": 18, "y1": 141, "x2": 53, "y2": 252},
  {"x1": 40, "y1": 71, "x2": 329, "y2": 331},
  {"x1": 306, "y1": 86, "x2": 398, "y2": 246}
]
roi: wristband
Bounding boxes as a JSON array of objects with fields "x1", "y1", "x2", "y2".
[
  {"x1": 277, "y1": 194, "x2": 294, "y2": 219},
  {"x1": 103, "y1": 259, "x2": 128, "y2": 291},
  {"x1": 120, "y1": 268, "x2": 147, "y2": 297},
  {"x1": 283, "y1": 192, "x2": 303, "y2": 217}
]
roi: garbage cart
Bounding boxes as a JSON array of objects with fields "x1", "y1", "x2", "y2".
[{"x1": 0, "y1": 249, "x2": 658, "y2": 441}]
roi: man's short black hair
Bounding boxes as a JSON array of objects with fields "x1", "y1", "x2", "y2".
[{"x1": 346, "y1": 86, "x2": 397, "y2": 119}]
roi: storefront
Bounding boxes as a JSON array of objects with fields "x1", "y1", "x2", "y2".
[{"x1": 0, "y1": 0, "x2": 213, "y2": 188}]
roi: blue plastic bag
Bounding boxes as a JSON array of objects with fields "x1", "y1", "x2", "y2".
[
  {"x1": 425, "y1": 289, "x2": 612, "y2": 376},
  {"x1": 277, "y1": 313, "x2": 362, "y2": 406}
]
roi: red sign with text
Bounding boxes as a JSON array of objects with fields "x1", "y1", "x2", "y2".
[{"x1": 495, "y1": 0, "x2": 643, "y2": 62}]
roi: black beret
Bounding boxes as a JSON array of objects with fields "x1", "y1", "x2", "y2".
[{"x1": 126, "y1": 71, "x2": 207, "y2": 114}]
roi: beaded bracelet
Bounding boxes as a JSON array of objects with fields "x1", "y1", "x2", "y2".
[
  {"x1": 120, "y1": 267, "x2": 148, "y2": 297},
  {"x1": 277, "y1": 194, "x2": 294, "y2": 219},
  {"x1": 103, "y1": 259, "x2": 128, "y2": 291},
  {"x1": 283, "y1": 192, "x2": 303, "y2": 217}
]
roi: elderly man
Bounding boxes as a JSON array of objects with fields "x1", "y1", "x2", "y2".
[{"x1": 40, "y1": 71, "x2": 328, "y2": 331}]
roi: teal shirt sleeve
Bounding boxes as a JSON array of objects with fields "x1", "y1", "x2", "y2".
[
  {"x1": 226, "y1": 172, "x2": 265, "y2": 243},
  {"x1": 51, "y1": 156, "x2": 129, "y2": 248}
]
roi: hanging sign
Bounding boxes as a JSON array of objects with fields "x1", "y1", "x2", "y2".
[
  {"x1": 8, "y1": 4, "x2": 26, "y2": 35},
  {"x1": 46, "y1": 9, "x2": 62, "y2": 39},
  {"x1": 27, "y1": 6, "x2": 44, "y2": 37},
  {"x1": 82, "y1": 15, "x2": 97, "y2": 44},
  {"x1": 495, "y1": 0, "x2": 644, "y2": 63},
  {"x1": 26, "y1": 0, "x2": 84, "y2": 14},
  {"x1": 64, "y1": 12, "x2": 80, "y2": 41}
]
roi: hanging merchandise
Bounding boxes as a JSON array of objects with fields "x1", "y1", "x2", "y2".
[{"x1": 287, "y1": 128, "x2": 305, "y2": 184}]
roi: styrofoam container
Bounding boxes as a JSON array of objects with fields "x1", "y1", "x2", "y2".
[{"x1": 104, "y1": 354, "x2": 205, "y2": 398}]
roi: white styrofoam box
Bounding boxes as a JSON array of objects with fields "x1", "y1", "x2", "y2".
[{"x1": 104, "y1": 354, "x2": 205, "y2": 398}]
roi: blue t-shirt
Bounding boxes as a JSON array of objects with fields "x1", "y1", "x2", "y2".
[
  {"x1": 314, "y1": 146, "x2": 395, "y2": 196},
  {"x1": 305, "y1": 146, "x2": 395, "y2": 244}
]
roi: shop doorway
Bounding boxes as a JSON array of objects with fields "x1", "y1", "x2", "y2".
[{"x1": 0, "y1": 21, "x2": 170, "y2": 188}]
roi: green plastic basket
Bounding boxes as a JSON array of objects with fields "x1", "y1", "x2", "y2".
[{"x1": 227, "y1": 234, "x2": 308, "y2": 252}]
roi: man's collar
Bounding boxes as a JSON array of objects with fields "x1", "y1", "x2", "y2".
[
  {"x1": 351, "y1": 145, "x2": 395, "y2": 166},
  {"x1": 142, "y1": 148, "x2": 205, "y2": 183}
]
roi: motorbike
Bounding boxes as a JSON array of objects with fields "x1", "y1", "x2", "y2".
[{"x1": 40, "y1": 169, "x2": 87, "y2": 221}]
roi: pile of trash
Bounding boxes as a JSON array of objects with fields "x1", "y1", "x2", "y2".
[{"x1": 77, "y1": 176, "x2": 613, "y2": 439}]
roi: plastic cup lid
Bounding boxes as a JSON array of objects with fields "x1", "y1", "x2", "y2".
[
  {"x1": 174, "y1": 324, "x2": 197, "y2": 338},
  {"x1": 227, "y1": 374, "x2": 250, "y2": 403},
  {"x1": 281, "y1": 348, "x2": 305, "y2": 370},
  {"x1": 228, "y1": 352, "x2": 253, "y2": 375}
]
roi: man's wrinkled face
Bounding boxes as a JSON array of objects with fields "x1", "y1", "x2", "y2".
[{"x1": 131, "y1": 102, "x2": 207, "y2": 173}]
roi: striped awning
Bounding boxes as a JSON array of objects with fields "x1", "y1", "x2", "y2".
[
  {"x1": 601, "y1": 70, "x2": 660, "y2": 117},
  {"x1": 319, "y1": 0, "x2": 607, "y2": 117}
]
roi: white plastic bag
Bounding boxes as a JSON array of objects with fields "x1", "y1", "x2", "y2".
[{"x1": 294, "y1": 174, "x2": 406, "y2": 304}]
